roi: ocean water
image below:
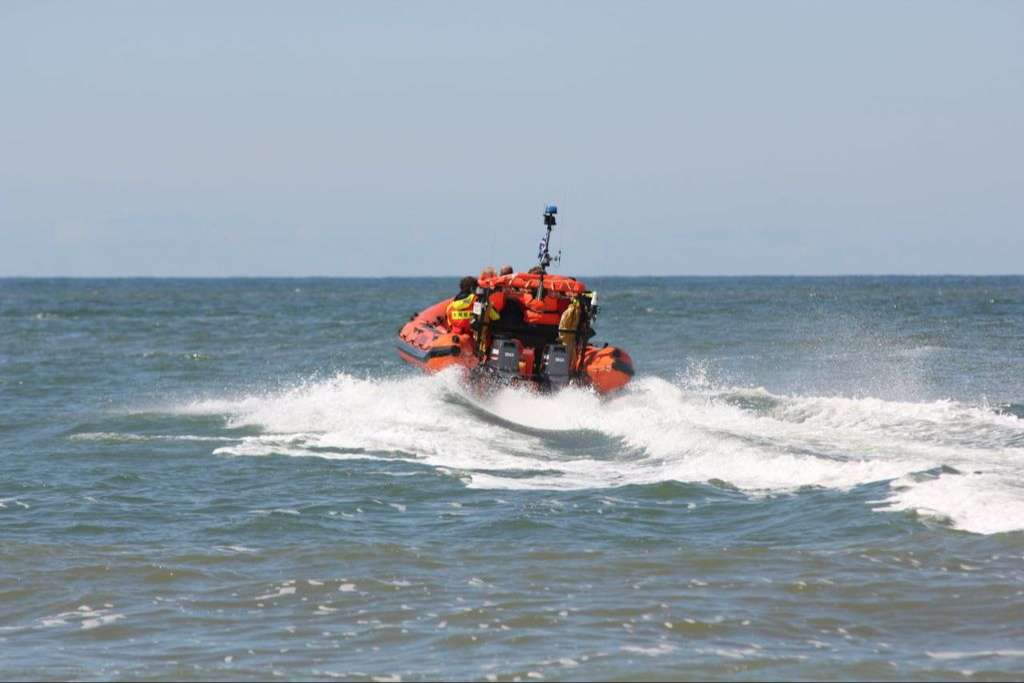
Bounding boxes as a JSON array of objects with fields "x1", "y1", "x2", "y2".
[{"x1": 2, "y1": 276, "x2": 1024, "y2": 681}]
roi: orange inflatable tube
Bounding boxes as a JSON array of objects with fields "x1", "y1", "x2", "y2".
[
  {"x1": 395, "y1": 299, "x2": 480, "y2": 374},
  {"x1": 580, "y1": 345, "x2": 635, "y2": 394}
]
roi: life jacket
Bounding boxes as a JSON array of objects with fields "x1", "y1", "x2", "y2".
[
  {"x1": 479, "y1": 273, "x2": 586, "y2": 295},
  {"x1": 520, "y1": 292, "x2": 569, "y2": 326}
]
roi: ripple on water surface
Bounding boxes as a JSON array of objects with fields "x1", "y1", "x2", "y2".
[{"x1": 4, "y1": 277, "x2": 1024, "y2": 680}]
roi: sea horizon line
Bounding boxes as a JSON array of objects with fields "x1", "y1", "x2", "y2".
[{"x1": 2, "y1": 273, "x2": 1023, "y2": 280}]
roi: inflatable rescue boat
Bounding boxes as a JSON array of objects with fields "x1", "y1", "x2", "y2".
[{"x1": 395, "y1": 206, "x2": 634, "y2": 394}]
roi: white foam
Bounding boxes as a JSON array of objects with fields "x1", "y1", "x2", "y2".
[
  {"x1": 175, "y1": 372, "x2": 1024, "y2": 535},
  {"x1": 255, "y1": 586, "x2": 296, "y2": 601},
  {"x1": 81, "y1": 613, "x2": 124, "y2": 630},
  {"x1": 927, "y1": 650, "x2": 1024, "y2": 660},
  {"x1": 216, "y1": 545, "x2": 258, "y2": 554},
  {"x1": 621, "y1": 643, "x2": 677, "y2": 657},
  {"x1": 38, "y1": 606, "x2": 125, "y2": 630},
  {"x1": 880, "y1": 471, "x2": 1024, "y2": 535},
  {"x1": 70, "y1": 432, "x2": 234, "y2": 443}
]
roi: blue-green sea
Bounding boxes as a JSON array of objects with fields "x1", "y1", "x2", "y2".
[{"x1": 2, "y1": 276, "x2": 1024, "y2": 681}]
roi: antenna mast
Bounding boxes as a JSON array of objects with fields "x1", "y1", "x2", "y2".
[{"x1": 536, "y1": 204, "x2": 560, "y2": 298}]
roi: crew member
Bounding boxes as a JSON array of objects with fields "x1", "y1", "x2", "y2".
[
  {"x1": 499, "y1": 265, "x2": 514, "y2": 276},
  {"x1": 446, "y1": 276, "x2": 499, "y2": 334},
  {"x1": 558, "y1": 297, "x2": 584, "y2": 370}
]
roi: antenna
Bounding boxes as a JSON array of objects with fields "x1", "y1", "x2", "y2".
[
  {"x1": 537, "y1": 204, "x2": 561, "y2": 273},
  {"x1": 536, "y1": 204, "x2": 561, "y2": 298}
]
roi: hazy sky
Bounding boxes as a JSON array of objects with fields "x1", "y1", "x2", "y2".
[{"x1": 2, "y1": 1, "x2": 1022, "y2": 276}]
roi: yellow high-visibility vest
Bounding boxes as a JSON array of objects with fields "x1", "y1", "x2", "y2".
[{"x1": 447, "y1": 295, "x2": 474, "y2": 321}]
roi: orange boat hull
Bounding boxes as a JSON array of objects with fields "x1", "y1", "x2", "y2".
[{"x1": 396, "y1": 299, "x2": 633, "y2": 394}]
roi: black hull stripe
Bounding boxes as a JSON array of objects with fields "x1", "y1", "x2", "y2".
[
  {"x1": 395, "y1": 339, "x2": 460, "y2": 362},
  {"x1": 611, "y1": 360, "x2": 636, "y2": 377},
  {"x1": 395, "y1": 339, "x2": 431, "y2": 361}
]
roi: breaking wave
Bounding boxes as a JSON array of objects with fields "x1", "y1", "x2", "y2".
[{"x1": 174, "y1": 371, "x2": 1024, "y2": 535}]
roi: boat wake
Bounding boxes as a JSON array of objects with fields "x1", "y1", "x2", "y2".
[{"x1": 171, "y1": 370, "x2": 1024, "y2": 535}]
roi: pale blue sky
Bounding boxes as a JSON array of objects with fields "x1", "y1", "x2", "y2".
[{"x1": 2, "y1": 1, "x2": 1022, "y2": 276}]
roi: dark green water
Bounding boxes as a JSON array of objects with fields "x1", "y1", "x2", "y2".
[{"x1": 2, "y1": 277, "x2": 1024, "y2": 681}]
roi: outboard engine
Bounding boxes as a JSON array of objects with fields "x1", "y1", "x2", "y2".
[
  {"x1": 491, "y1": 338, "x2": 522, "y2": 380},
  {"x1": 541, "y1": 343, "x2": 571, "y2": 390}
]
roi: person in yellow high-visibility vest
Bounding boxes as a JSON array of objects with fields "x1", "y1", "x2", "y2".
[{"x1": 446, "y1": 276, "x2": 499, "y2": 334}]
